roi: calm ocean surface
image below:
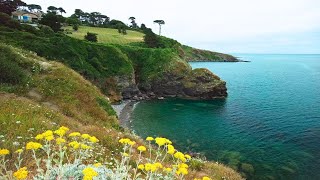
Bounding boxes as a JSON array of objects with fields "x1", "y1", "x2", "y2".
[{"x1": 130, "y1": 54, "x2": 320, "y2": 180}]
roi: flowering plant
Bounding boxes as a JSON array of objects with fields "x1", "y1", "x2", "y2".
[{"x1": 0, "y1": 127, "x2": 211, "y2": 180}]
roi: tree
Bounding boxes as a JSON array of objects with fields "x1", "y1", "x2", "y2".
[
  {"x1": 57, "y1": 7, "x2": 66, "y2": 15},
  {"x1": 144, "y1": 28, "x2": 160, "y2": 48},
  {"x1": 84, "y1": 32, "x2": 97, "y2": 42},
  {"x1": 39, "y1": 12, "x2": 65, "y2": 32},
  {"x1": 27, "y1": 4, "x2": 41, "y2": 12},
  {"x1": 153, "y1": 20, "x2": 165, "y2": 36},
  {"x1": 140, "y1": 23, "x2": 147, "y2": 31},
  {"x1": 129, "y1": 16, "x2": 137, "y2": 28},
  {"x1": 0, "y1": 0, "x2": 26, "y2": 15},
  {"x1": 47, "y1": 6, "x2": 57, "y2": 14},
  {"x1": 117, "y1": 23, "x2": 127, "y2": 35}
]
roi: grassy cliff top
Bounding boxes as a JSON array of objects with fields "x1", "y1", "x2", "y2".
[{"x1": 64, "y1": 26, "x2": 144, "y2": 44}]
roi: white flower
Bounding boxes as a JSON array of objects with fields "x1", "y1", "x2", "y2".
[{"x1": 16, "y1": 121, "x2": 21, "y2": 124}]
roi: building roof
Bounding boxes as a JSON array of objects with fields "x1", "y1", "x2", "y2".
[{"x1": 12, "y1": 11, "x2": 40, "y2": 18}]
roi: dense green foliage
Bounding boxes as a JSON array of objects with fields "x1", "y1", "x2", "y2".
[
  {"x1": 39, "y1": 12, "x2": 65, "y2": 32},
  {"x1": 0, "y1": 44, "x2": 28, "y2": 85},
  {"x1": 84, "y1": 32, "x2": 98, "y2": 42}
]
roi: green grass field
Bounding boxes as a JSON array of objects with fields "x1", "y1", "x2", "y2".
[{"x1": 64, "y1": 26, "x2": 144, "y2": 44}]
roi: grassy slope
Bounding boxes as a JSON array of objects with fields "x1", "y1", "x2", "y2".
[
  {"x1": 65, "y1": 26, "x2": 238, "y2": 62},
  {"x1": 0, "y1": 44, "x2": 243, "y2": 180},
  {"x1": 64, "y1": 26, "x2": 144, "y2": 44}
]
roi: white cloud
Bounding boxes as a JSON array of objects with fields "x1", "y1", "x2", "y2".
[{"x1": 23, "y1": 0, "x2": 320, "y2": 53}]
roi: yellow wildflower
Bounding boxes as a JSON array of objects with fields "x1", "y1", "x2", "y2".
[
  {"x1": 167, "y1": 145, "x2": 175, "y2": 155},
  {"x1": 138, "y1": 164, "x2": 144, "y2": 170},
  {"x1": 155, "y1": 137, "x2": 167, "y2": 146},
  {"x1": 35, "y1": 134, "x2": 44, "y2": 140},
  {"x1": 13, "y1": 167, "x2": 28, "y2": 179},
  {"x1": 164, "y1": 167, "x2": 172, "y2": 173},
  {"x1": 81, "y1": 134, "x2": 91, "y2": 139},
  {"x1": 80, "y1": 144, "x2": 91, "y2": 150},
  {"x1": 150, "y1": 164, "x2": 157, "y2": 172},
  {"x1": 202, "y1": 177, "x2": 211, "y2": 180},
  {"x1": 69, "y1": 132, "x2": 81, "y2": 137},
  {"x1": 69, "y1": 141, "x2": 80, "y2": 149},
  {"x1": 56, "y1": 138, "x2": 66, "y2": 145},
  {"x1": 155, "y1": 162, "x2": 163, "y2": 169},
  {"x1": 0, "y1": 149, "x2": 10, "y2": 155},
  {"x1": 179, "y1": 163, "x2": 189, "y2": 168},
  {"x1": 144, "y1": 163, "x2": 152, "y2": 171},
  {"x1": 137, "y1": 146, "x2": 147, "y2": 152},
  {"x1": 119, "y1": 138, "x2": 131, "y2": 144},
  {"x1": 59, "y1": 126, "x2": 69, "y2": 132},
  {"x1": 82, "y1": 167, "x2": 98, "y2": 180},
  {"x1": 94, "y1": 163, "x2": 102, "y2": 167},
  {"x1": 89, "y1": 136, "x2": 99, "y2": 143},
  {"x1": 146, "y1": 137, "x2": 154, "y2": 141},
  {"x1": 185, "y1": 154, "x2": 192, "y2": 159},
  {"x1": 122, "y1": 152, "x2": 129, "y2": 157},
  {"x1": 174, "y1": 152, "x2": 187, "y2": 162},
  {"x1": 128, "y1": 141, "x2": 136, "y2": 146},
  {"x1": 45, "y1": 135, "x2": 54, "y2": 141},
  {"x1": 54, "y1": 129, "x2": 66, "y2": 137},
  {"x1": 166, "y1": 139, "x2": 172, "y2": 144},
  {"x1": 42, "y1": 130, "x2": 53, "y2": 137},
  {"x1": 15, "y1": 149, "x2": 23, "y2": 153},
  {"x1": 26, "y1": 142, "x2": 42, "y2": 150},
  {"x1": 176, "y1": 167, "x2": 188, "y2": 175}
]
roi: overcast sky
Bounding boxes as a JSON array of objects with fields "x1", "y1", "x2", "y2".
[{"x1": 24, "y1": 0, "x2": 320, "y2": 54}]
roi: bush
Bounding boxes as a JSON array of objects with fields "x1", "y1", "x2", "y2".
[
  {"x1": 39, "y1": 25, "x2": 55, "y2": 36},
  {"x1": 0, "y1": 12, "x2": 21, "y2": 30},
  {"x1": 84, "y1": 32, "x2": 98, "y2": 42},
  {"x1": 0, "y1": 45, "x2": 28, "y2": 85},
  {"x1": 73, "y1": 24, "x2": 79, "y2": 31}
]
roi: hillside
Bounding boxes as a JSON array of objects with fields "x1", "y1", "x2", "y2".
[
  {"x1": 0, "y1": 43, "x2": 243, "y2": 180},
  {"x1": 64, "y1": 26, "x2": 144, "y2": 44},
  {"x1": 64, "y1": 26, "x2": 239, "y2": 62},
  {"x1": 0, "y1": 24, "x2": 227, "y2": 102}
]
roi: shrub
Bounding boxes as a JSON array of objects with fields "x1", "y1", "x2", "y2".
[
  {"x1": 38, "y1": 25, "x2": 55, "y2": 36},
  {"x1": 0, "y1": 45, "x2": 28, "y2": 85},
  {"x1": 84, "y1": 32, "x2": 98, "y2": 42},
  {"x1": 73, "y1": 24, "x2": 79, "y2": 31},
  {"x1": 0, "y1": 12, "x2": 21, "y2": 30}
]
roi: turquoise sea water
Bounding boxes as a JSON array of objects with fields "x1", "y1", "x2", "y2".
[{"x1": 130, "y1": 54, "x2": 320, "y2": 180}]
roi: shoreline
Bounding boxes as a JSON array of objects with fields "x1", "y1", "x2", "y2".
[{"x1": 112, "y1": 100, "x2": 139, "y2": 127}]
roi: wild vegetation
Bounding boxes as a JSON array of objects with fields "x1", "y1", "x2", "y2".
[
  {"x1": 0, "y1": 44, "x2": 243, "y2": 179},
  {"x1": 0, "y1": 1, "x2": 242, "y2": 179}
]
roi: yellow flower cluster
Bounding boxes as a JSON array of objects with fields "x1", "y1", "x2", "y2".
[
  {"x1": 35, "y1": 130, "x2": 54, "y2": 141},
  {"x1": 13, "y1": 167, "x2": 28, "y2": 179},
  {"x1": 137, "y1": 145, "x2": 147, "y2": 152},
  {"x1": 155, "y1": 137, "x2": 172, "y2": 146},
  {"x1": 68, "y1": 141, "x2": 92, "y2": 150},
  {"x1": 54, "y1": 126, "x2": 69, "y2": 137},
  {"x1": 15, "y1": 149, "x2": 23, "y2": 153},
  {"x1": 174, "y1": 152, "x2": 187, "y2": 162},
  {"x1": 56, "y1": 137, "x2": 66, "y2": 145},
  {"x1": 69, "y1": 132, "x2": 81, "y2": 137},
  {"x1": 82, "y1": 167, "x2": 98, "y2": 180},
  {"x1": 0, "y1": 149, "x2": 10, "y2": 155},
  {"x1": 119, "y1": 138, "x2": 135, "y2": 146},
  {"x1": 144, "y1": 162, "x2": 163, "y2": 172},
  {"x1": 26, "y1": 142, "x2": 42, "y2": 150}
]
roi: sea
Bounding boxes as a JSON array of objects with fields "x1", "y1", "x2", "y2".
[{"x1": 130, "y1": 54, "x2": 320, "y2": 180}]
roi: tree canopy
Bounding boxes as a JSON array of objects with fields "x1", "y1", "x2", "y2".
[
  {"x1": 153, "y1": 20, "x2": 165, "y2": 36},
  {"x1": 0, "y1": 0, "x2": 26, "y2": 15}
]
